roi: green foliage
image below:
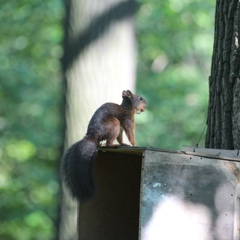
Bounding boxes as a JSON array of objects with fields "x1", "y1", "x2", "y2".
[
  {"x1": 0, "y1": 1, "x2": 64, "y2": 239},
  {"x1": 135, "y1": 0, "x2": 215, "y2": 149}
]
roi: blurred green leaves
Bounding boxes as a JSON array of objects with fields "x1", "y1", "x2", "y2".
[
  {"x1": 0, "y1": 1, "x2": 64, "y2": 239},
  {"x1": 5, "y1": 140, "x2": 36, "y2": 162},
  {"x1": 135, "y1": 0, "x2": 215, "y2": 149}
]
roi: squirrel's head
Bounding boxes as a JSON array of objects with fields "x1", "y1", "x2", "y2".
[{"x1": 122, "y1": 90, "x2": 146, "y2": 114}]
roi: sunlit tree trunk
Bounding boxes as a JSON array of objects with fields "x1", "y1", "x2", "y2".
[
  {"x1": 206, "y1": 0, "x2": 240, "y2": 149},
  {"x1": 58, "y1": 0, "x2": 137, "y2": 239}
]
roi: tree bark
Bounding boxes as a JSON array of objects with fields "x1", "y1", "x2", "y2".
[
  {"x1": 58, "y1": 0, "x2": 137, "y2": 239},
  {"x1": 206, "y1": 0, "x2": 240, "y2": 149}
]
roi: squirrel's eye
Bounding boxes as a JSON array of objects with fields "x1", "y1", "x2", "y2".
[{"x1": 139, "y1": 97, "x2": 143, "y2": 100}]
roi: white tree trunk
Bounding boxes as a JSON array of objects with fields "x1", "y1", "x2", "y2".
[{"x1": 59, "y1": 0, "x2": 137, "y2": 239}]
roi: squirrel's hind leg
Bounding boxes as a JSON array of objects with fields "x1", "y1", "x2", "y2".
[
  {"x1": 116, "y1": 128, "x2": 130, "y2": 146},
  {"x1": 105, "y1": 118, "x2": 121, "y2": 146},
  {"x1": 116, "y1": 127, "x2": 123, "y2": 144}
]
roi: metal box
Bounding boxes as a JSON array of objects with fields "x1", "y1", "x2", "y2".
[{"x1": 78, "y1": 147, "x2": 240, "y2": 240}]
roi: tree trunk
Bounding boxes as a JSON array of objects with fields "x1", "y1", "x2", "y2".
[
  {"x1": 58, "y1": 0, "x2": 137, "y2": 239},
  {"x1": 205, "y1": 0, "x2": 240, "y2": 149}
]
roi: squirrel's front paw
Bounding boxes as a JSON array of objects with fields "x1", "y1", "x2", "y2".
[{"x1": 121, "y1": 143, "x2": 131, "y2": 146}]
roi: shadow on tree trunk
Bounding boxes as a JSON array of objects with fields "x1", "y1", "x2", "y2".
[{"x1": 61, "y1": 0, "x2": 137, "y2": 72}]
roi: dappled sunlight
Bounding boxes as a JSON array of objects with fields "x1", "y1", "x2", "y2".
[
  {"x1": 214, "y1": 182, "x2": 235, "y2": 240},
  {"x1": 140, "y1": 152, "x2": 239, "y2": 240},
  {"x1": 214, "y1": 211, "x2": 233, "y2": 240},
  {"x1": 142, "y1": 196, "x2": 213, "y2": 240}
]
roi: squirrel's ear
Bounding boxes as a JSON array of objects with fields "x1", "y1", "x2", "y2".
[
  {"x1": 122, "y1": 90, "x2": 133, "y2": 98},
  {"x1": 127, "y1": 90, "x2": 133, "y2": 98}
]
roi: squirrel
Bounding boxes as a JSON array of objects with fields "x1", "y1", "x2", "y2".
[{"x1": 62, "y1": 90, "x2": 146, "y2": 202}]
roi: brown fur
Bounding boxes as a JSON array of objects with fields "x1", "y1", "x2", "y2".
[{"x1": 63, "y1": 90, "x2": 146, "y2": 201}]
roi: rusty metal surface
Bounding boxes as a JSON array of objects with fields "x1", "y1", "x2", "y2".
[{"x1": 140, "y1": 150, "x2": 240, "y2": 240}]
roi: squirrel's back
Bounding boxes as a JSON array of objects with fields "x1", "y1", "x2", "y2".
[{"x1": 87, "y1": 103, "x2": 123, "y2": 139}]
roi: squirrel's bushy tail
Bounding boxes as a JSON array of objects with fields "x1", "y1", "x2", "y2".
[{"x1": 62, "y1": 136, "x2": 97, "y2": 202}]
